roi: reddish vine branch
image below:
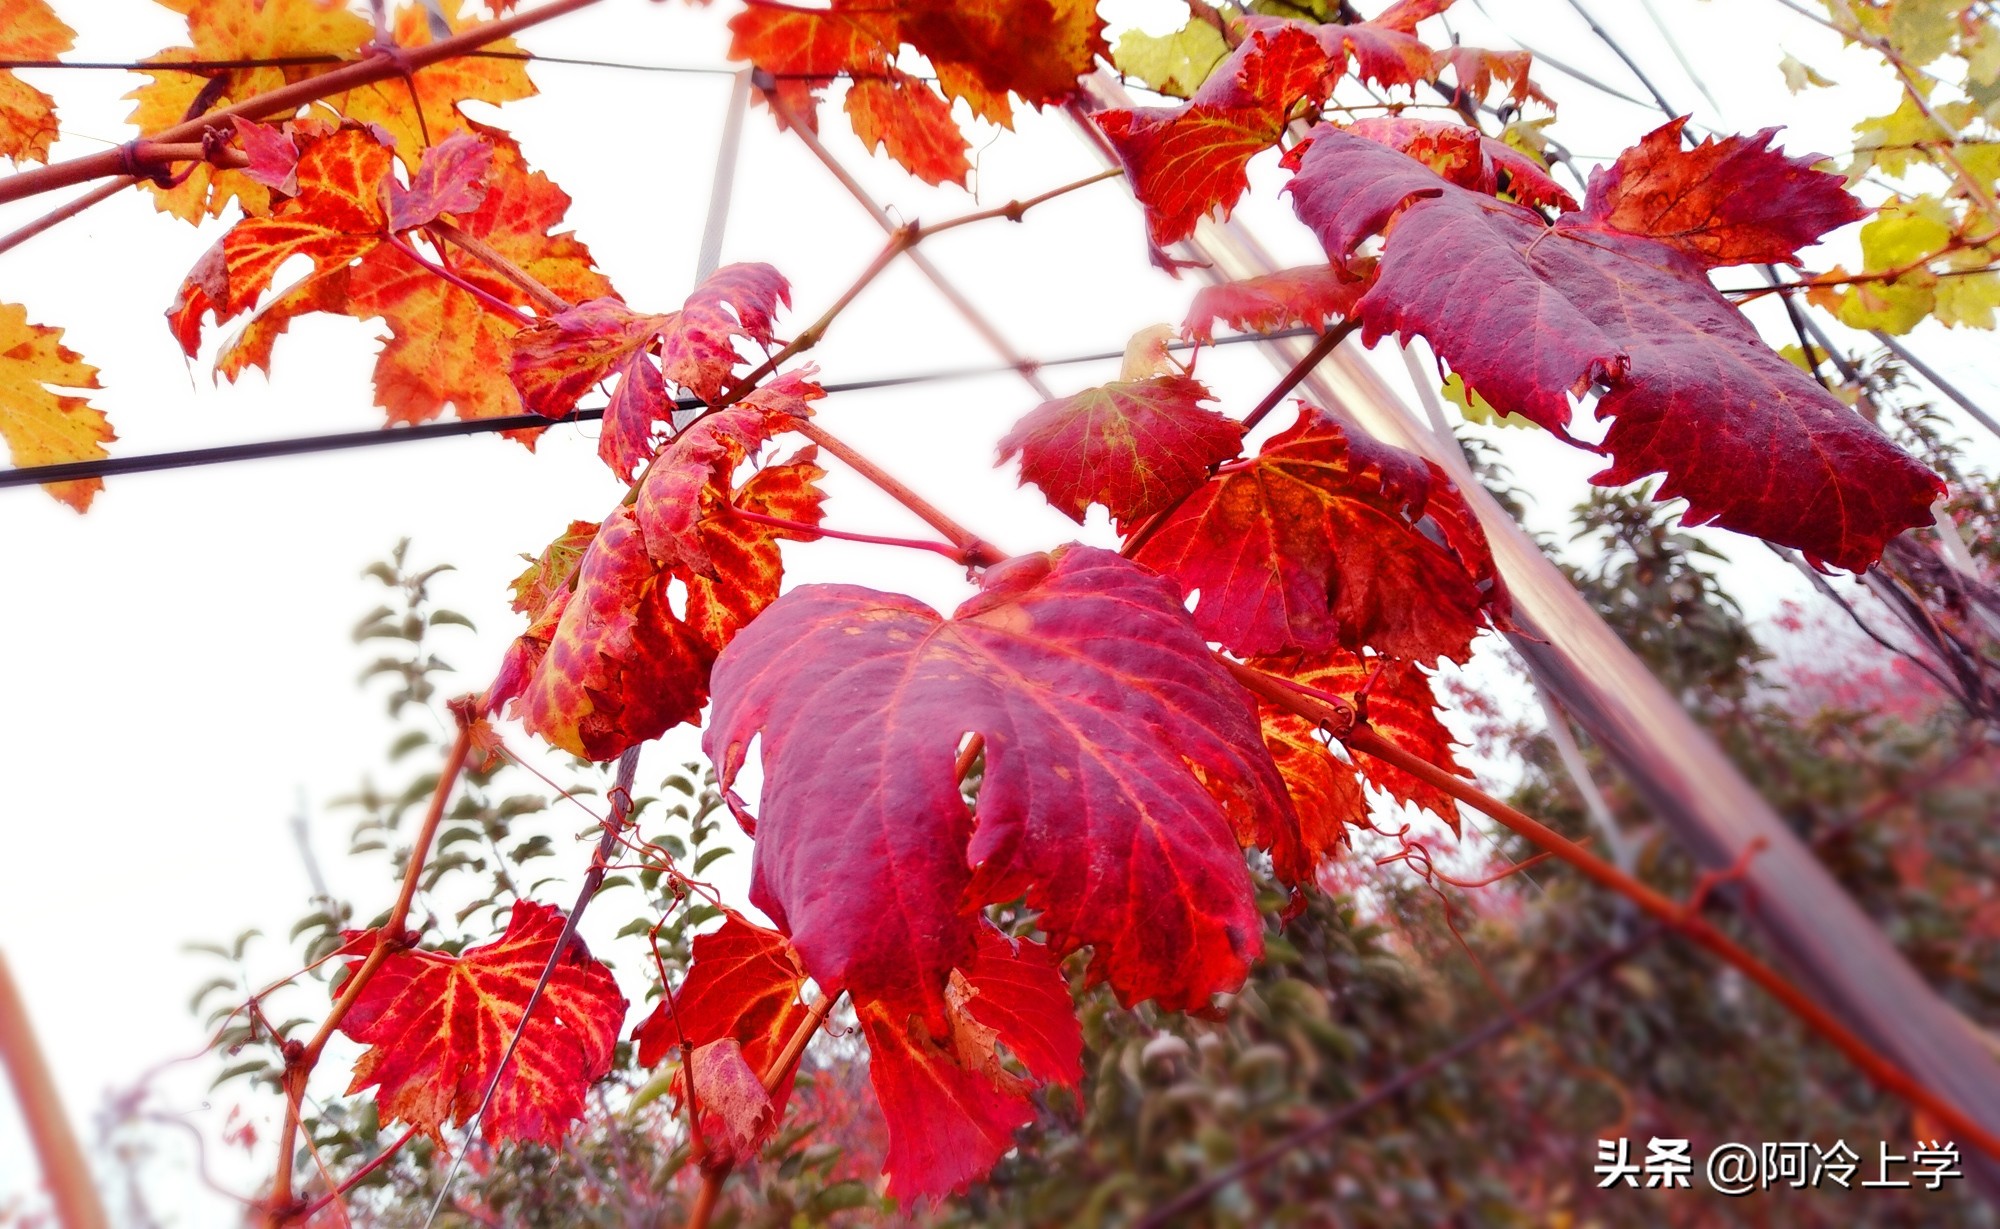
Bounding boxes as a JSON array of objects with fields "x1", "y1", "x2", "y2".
[
  {"x1": 685, "y1": 991, "x2": 842, "y2": 1229},
  {"x1": 266, "y1": 719, "x2": 475, "y2": 1223},
  {"x1": 0, "y1": 0, "x2": 605, "y2": 206},
  {"x1": 1337, "y1": 719, "x2": 2000, "y2": 1162}
]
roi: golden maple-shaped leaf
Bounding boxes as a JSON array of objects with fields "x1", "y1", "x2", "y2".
[
  {"x1": 0, "y1": 0, "x2": 76, "y2": 164},
  {"x1": 327, "y1": 3, "x2": 535, "y2": 171},
  {"x1": 0, "y1": 303, "x2": 114, "y2": 512},
  {"x1": 126, "y1": 0, "x2": 372, "y2": 221}
]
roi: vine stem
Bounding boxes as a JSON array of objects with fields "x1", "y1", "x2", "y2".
[
  {"x1": 266, "y1": 720, "x2": 475, "y2": 1224},
  {"x1": 795, "y1": 420, "x2": 1006, "y2": 567},
  {"x1": 0, "y1": 0, "x2": 606, "y2": 206},
  {"x1": 685, "y1": 992, "x2": 841, "y2": 1229},
  {"x1": 0, "y1": 950, "x2": 108, "y2": 1229},
  {"x1": 724, "y1": 503, "x2": 969, "y2": 563},
  {"x1": 1134, "y1": 926, "x2": 1664, "y2": 1228},
  {"x1": 1239, "y1": 320, "x2": 1358, "y2": 432},
  {"x1": 1337, "y1": 719, "x2": 2000, "y2": 1162},
  {"x1": 0, "y1": 179, "x2": 131, "y2": 259},
  {"x1": 710, "y1": 166, "x2": 1122, "y2": 413},
  {"x1": 292, "y1": 1126, "x2": 419, "y2": 1223}
]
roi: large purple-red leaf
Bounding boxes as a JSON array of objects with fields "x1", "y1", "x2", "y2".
[
  {"x1": 704, "y1": 545, "x2": 1291, "y2": 1020},
  {"x1": 1283, "y1": 122, "x2": 1940, "y2": 570}
]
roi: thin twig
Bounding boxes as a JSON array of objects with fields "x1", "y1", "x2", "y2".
[
  {"x1": 1135, "y1": 927, "x2": 1664, "y2": 1228},
  {"x1": 268, "y1": 720, "x2": 475, "y2": 1223},
  {"x1": 1241, "y1": 320, "x2": 1358, "y2": 432},
  {"x1": 419, "y1": 746, "x2": 644, "y2": 1228},
  {"x1": 1340, "y1": 721, "x2": 2000, "y2": 1162},
  {"x1": 0, "y1": 0, "x2": 606, "y2": 206}
]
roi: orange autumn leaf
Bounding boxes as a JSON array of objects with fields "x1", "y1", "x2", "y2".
[
  {"x1": 0, "y1": 303, "x2": 114, "y2": 512},
  {"x1": 327, "y1": 3, "x2": 536, "y2": 172},
  {"x1": 126, "y1": 0, "x2": 372, "y2": 221},
  {"x1": 0, "y1": 0, "x2": 75, "y2": 165},
  {"x1": 191, "y1": 127, "x2": 613, "y2": 434},
  {"x1": 337, "y1": 900, "x2": 627, "y2": 1147}
]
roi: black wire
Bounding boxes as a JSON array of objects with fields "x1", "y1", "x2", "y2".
[
  {"x1": 0, "y1": 328, "x2": 1318, "y2": 490},
  {"x1": 0, "y1": 52, "x2": 905, "y2": 79}
]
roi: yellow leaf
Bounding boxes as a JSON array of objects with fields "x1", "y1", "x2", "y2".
[
  {"x1": 125, "y1": 0, "x2": 371, "y2": 221},
  {"x1": 1838, "y1": 277, "x2": 1937, "y2": 333},
  {"x1": 328, "y1": 5, "x2": 535, "y2": 171},
  {"x1": 1936, "y1": 269, "x2": 2000, "y2": 328},
  {"x1": 1112, "y1": 19, "x2": 1229, "y2": 99},
  {"x1": 1442, "y1": 372, "x2": 1531, "y2": 429},
  {"x1": 1859, "y1": 198, "x2": 1953, "y2": 270},
  {"x1": 1886, "y1": 0, "x2": 1958, "y2": 67},
  {"x1": 0, "y1": 303, "x2": 113, "y2": 512},
  {"x1": 0, "y1": 0, "x2": 76, "y2": 164},
  {"x1": 1778, "y1": 52, "x2": 1835, "y2": 93}
]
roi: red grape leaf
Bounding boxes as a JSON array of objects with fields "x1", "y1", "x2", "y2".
[
  {"x1": 1344, "y1": 115, "x2": 1572, "y2": 210},
  {"x1": 1132, "y1": 405, "x2": 1504, "y2": 663},
  {"x1": 388, "y1": 133, "x2": 493, "y2": 232},
  {"x1": 997, "y1": 374, "x2": 1243, "y2": 530},
  {"x1": 0, "y1": 1, "x2": 74, "y2": 164},
  {"x1": 337, "y1": 901, "x2": 626, "y2": 1148},
  {"x1": 687, "y1": 1040, "x2": 779, "y2": 1165},
  {"x1": 858, "y1": 926, "x2": 1080, "y2": 1199},
  {"x1": 1283, "y1": 122, "x2": 1942, "y2": 570},
  {"x1": 232, "y1": 118, "x2": 302, "y2": 195},
  {"x1": 898, "y1": 0, "x2": 1107, "y2": 122},
  {"x1": 1252, "y1": 648, "x2": 1468, "y2": 831},
  {"x1": 631, "y1": 914, "x2": 813, "y2": 1080},
  {"x1": 511, "y1": 263, "x2": 791, "y2": 476},
  {"x1": 207, "y1": 130, "x2": 612, "y2": 437},
  {"x1": 1579, "y1": 116, "x2": 1867, "y2": 268},
  {"x1": 1097, "y1": 25, "x2": 1335, "y2": 251},
  {"x1": 845, "y1": 68, "x2": 972, "y2": 188},
  {"x1": 1244, "y1": 3, "x2": 1443, "y2": 94},
  {"x1": 633, "y1": 371, "x2": 823, "y2": 574},
  {"x1": 704, "y1": 545, "x2": 1290, "y2": 1018},
  {"x1": 1434, "y1": 45, "x2": 1548, "y2": 109},
  {"x1": 215, "y1": 126, "x2": 393, "y2": 322},
  {"x1": 1255, "y1": 697, "x2": 1366, "y2": 870},
  {"x1": 0, "y1": 303, "x2": 113, "y2": 512},
  {"x1": 1182, "y1": 264, "x2": 1367, "y2": 343},
  {"x1": 498, "y1": 450, "x2": 825, "y2": 760}
]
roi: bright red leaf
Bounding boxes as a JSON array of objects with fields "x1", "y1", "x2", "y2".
[
  {"x1": 1252, "y1": 648, "x2": 1469, "y2": 830},
  {"x1": 846, "y1": 68, "x2": 973, "y2": 188},
  {"x1": 1283, "y1": 121, "x2": 1942, "y2": 570},
  {"x1": 1098, "y1": 25, "x2": 1335, "y2": 252},
  {"x1": 997, "y1": 374, "x2": 1243, "y2": 530},
  {"x1": 510, "y1": 263, "x2": 791, "y2": 477},
  {"x1": 1433, "y1": 45, "x2": 1548, "y2": 109},
  {"x1": 631, "y1": 913, "x2": 813, "y2": 1083},
  {"x1": 1580, "y1": 116, "x2": 1867, "y2": 268},
  {"x1": 858, "y1": 925, "x2": 1081, "y2": 1199},
  {"x1": 337, "y1": 901, "x2": 626, "y2": 1148},
  {"x1": 704, "y1": 546, "x2": 1292, "y2": 1019},
  {"x1": 1183, "y1": 264, "x2": 1367, "y2": 343},
  {"x1": 198, "y1": 129, "x2": 613, "y2": 436},
  {"x1": 388, "y1": 133, "x2": 494, "y2": 232},
  {"x1": 1132, "y1": 405, "x2": 1504, "y2": 663},
  {"x1": 497, "y1": 450, "x2": 825, "y2": 760},
  {"x1": 1344, "y1": 116, "x2": 1572, "y2": 210}
]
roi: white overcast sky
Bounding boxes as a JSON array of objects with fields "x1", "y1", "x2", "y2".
[{"x1": 3, "y1": 0, "x2": 1997, "y2": 1222}]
